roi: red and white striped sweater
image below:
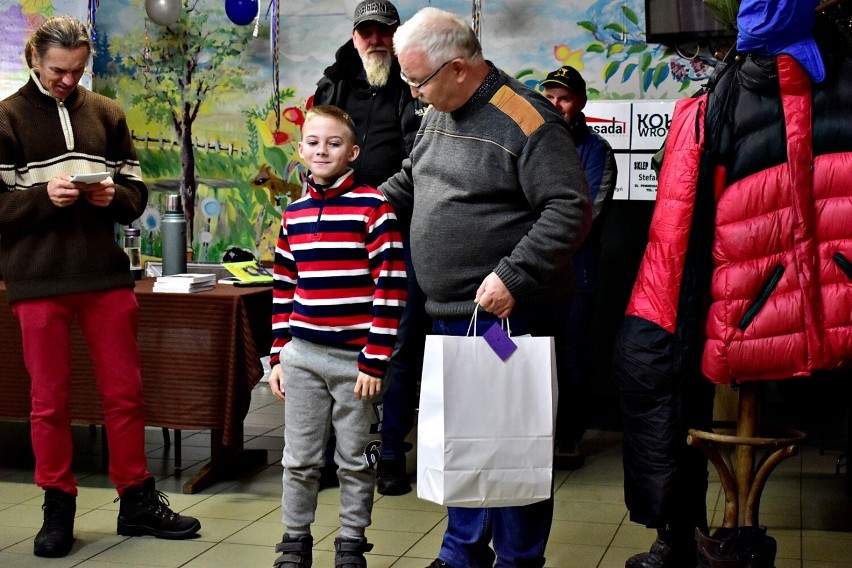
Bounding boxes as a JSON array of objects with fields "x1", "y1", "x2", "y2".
[{"x1": 269, "y1": 169, "x2": 407, "y2": 378}]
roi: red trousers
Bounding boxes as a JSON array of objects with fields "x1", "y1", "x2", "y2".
[{"x1": 12, "y1": 288, "x2": 150, "y2": 497}]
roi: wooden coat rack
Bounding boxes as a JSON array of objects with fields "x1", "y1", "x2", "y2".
[{"x1": 687, "y1": 383, "x2": 806, "y2": 527}]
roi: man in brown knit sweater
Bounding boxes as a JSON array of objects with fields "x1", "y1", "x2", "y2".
[{"x1": 0, "y1": 16, "x2": 200, "y2": 558}]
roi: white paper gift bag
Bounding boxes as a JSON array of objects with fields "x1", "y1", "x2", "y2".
[{"x1": 416, "y1": 329, "x2": 558, "y2": 507}]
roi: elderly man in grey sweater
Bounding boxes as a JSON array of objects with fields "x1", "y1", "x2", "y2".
[{"x1": 379, "y1": 7, "x2": 590, "y2": 568}]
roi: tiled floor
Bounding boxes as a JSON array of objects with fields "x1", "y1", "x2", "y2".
[{"x1": 1, "y1": 384, "x2": 850, "y2": 567}]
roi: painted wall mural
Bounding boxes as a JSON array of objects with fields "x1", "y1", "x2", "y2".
[
  {"x1": 4, "y1": 0, "x2": 725, "y2": 263},
  {"x1": 0, "y1": 0, "x2": 88, "y2": 98}
]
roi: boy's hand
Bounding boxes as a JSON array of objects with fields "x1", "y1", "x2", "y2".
[
  {"x1": 354, "y1": 372, "x2": 381, "y2": 400},
  {"x1": 269, "y1": 365, "x2": 286, "y2": 401}
]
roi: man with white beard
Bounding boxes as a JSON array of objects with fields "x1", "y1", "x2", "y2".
[
  {"x1": 313, "y1": 0, "x2": 423, "y2": 188},
  {"x1": 312, "y1": 0, "x2": 427, "y2": 496}
]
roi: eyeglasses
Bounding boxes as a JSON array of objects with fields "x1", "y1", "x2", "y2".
[{"x1": 400, "y1": 59, "x2": 455, "y2": 90}]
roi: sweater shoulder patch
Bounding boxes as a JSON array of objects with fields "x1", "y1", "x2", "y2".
[{"x1": 488, "y1": 85, "x2": 544, "y2": 137}]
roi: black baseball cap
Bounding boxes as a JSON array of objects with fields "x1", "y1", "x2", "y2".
[
  {"x1": 353, "y1": 1, "x2": 400, "y2": 30},
  {"x1": 541, "y1": 66, "x2": 587, "y2": 94}
]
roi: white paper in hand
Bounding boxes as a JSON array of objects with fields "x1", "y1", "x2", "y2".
[{"x1": 70, "y1": 172, "x2": 110, "y2": 184}]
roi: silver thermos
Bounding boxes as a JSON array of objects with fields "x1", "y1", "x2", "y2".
[{"x1": 161, "y1": 194, "x2": 187, "y2": 275}]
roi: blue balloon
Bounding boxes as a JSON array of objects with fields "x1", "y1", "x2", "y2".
[{"x1": 225, "y1": 0, "x2": 259, "y2": 26}]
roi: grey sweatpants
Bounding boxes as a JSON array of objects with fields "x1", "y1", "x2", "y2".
[{"x1": 279, "y1": 337, "x2": 384, "y2": 536}]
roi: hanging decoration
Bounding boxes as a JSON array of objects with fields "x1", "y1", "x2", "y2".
[
  {"x1": 471, "y1": 0, "x2": 482, "y2": 42},
  {"x1": 145, "y1": 0, "x2": 182, "y2": 27},
  {"x1": 225, "y1": 0, "x2": 259, "y2": 26},
  {"x1": 143, "y1": 18, "x2": 151, "y2": 68},
  {"x1": 140, "y1": 17, "x2": 157, "y2": 92},
  {"x1": 252, "y1": 9, "x2": 261, "y2": 37},
  {"x1": 86, "y1": 0, "x2": 99, "y2": 42},
  {"x1": 86, "y1": 0, "x2": 99, "y2": 79},
  {"x1": 272, "y1": 0, "x2": 281, "y2": 136}
]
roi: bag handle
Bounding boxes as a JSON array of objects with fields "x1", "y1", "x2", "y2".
[{"x1": 466, "y1": 303, "x2": 512, "y2": 337}]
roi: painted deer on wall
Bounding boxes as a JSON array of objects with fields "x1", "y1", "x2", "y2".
[{"x1": 251, "y1": 163, "x2": 304, "y2": 208}]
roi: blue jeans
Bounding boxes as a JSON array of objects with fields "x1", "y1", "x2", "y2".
[
  {"x1": 556, "y1": 290, "x2": 595, "y2": 446},
  {"x1": 433, "y1": 304, "x2": 568, "y2": 568},
  {"x1": 556, "y1": 248, "x2": 601, "y2": 446},
  {"x1": 381, "y1": 242, "x2": 429, "y2": 461}
]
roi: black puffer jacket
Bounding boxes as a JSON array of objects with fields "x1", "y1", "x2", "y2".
[
  {"x1": 708, "y1": 30, "x2": 852, "y2": 184},
  {"x1": 313, "y1": 40, "x2": 424, "y2": 188}
]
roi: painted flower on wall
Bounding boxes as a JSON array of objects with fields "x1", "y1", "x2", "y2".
[
  {"x1": 554, "y1": 45, "x2": 585, "y2": 71},
  {"x1": 140, "y1": 207, "x2": 161, "y2": 233},
  {"x1": 282, "y1": 106, "x2": 304, "y2": 128},
  {"x1": 266, "y1": 105, "x2": 305, "y2": 145}
]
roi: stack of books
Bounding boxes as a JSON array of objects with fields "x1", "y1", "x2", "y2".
[{"x1": 152, "y1": 273, "x2": 217, "y2": 293}]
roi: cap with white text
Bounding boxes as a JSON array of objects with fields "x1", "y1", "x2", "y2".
[{"x1": 353, "y1": 1, "x2": 400, "y2": 30}]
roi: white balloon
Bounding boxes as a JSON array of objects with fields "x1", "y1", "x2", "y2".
[{"x1": 146, "y1": 0, "x2": 182, "y2": 27}]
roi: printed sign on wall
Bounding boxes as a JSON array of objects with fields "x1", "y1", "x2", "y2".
[
  {"x1": 584, "y1": 104, "x2": 631, "y2": 150},
  {"x1": 610, "y1": 153, "x2": 631, "y2": 201},
  {"x1": 585, "y1": 100, "x2": 676, "y2": 201}
]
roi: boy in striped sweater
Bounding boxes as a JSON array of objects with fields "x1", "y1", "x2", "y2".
[{"x1": 268, "y1": 105, "x2": 407, "y2": 568}]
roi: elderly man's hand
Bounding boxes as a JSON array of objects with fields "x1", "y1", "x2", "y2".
[{"x1": 475, "y1": 272, "x2": 515, "y2": 319}]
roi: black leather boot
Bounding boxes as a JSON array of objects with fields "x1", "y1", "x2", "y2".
[
  {"x1": 33, "y1": 488, "x2": 76, "y2": 558},
  {"x1": 376, "y1": 459, "x2": 411, "y2": 496},
  {"x1": 626, "y1": 525, "x2": 698, "y2": 568},
  {"x1": 334, "y1": 536, "x2": 373, "y2": 568},
  {"x1": 117, "y1": 477, "x2": 201, "y2": 539}
]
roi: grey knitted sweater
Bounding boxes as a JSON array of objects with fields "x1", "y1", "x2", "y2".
[{"x1": 380, "y1": 69, "x2": 591, "y2": 319}]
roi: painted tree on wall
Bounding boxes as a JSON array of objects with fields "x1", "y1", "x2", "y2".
[{"x1": 109, "y1": 0, "x2": 252, "y2": 238}]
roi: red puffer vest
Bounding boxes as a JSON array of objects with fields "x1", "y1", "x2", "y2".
[{"x1": 627, "y1": 55, "x2": 852, "y2": 385}]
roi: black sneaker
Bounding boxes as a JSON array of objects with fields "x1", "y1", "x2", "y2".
[
  {"x1": 117, "y1": 477, "x2": 200, "y2": 539},
  {"x1": 334, "y1": 536, "x2": 373, "y2": 567},
  {"x1": 273, "y1": 533, "x2": 313, "y2": 568},
  {"x1": 427, "y1": 560, "x2": 453, "y2": 568},
  {"x1": 554, "y1": 441, "x2": 585, "y2": 470},
  {"x1": 34, "y1": 489, "x2": 76, "y2": 558},
  {"x1": 376, "y1": 459, "x2": 411, "y2": 496}
]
